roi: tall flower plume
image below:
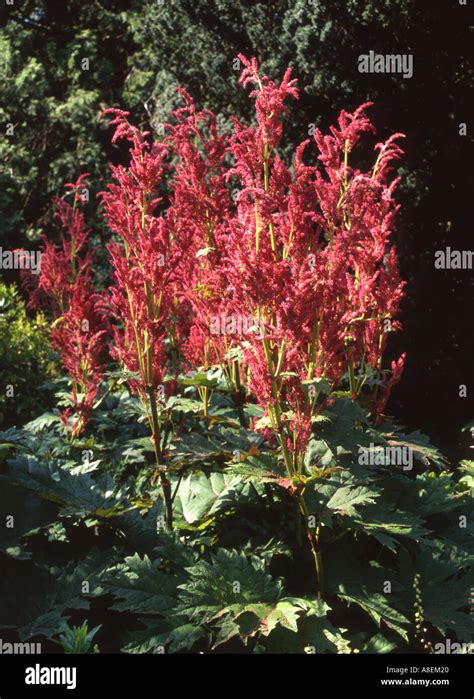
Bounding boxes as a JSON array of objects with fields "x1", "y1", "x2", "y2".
[{"x1": 25, "y1": 175, "x2": 108, "y2": 438}]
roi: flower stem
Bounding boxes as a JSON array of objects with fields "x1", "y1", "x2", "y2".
[
  {"x1": 298, "y1": 493, "x2": 325, "y2": 598},
  {"x1": 147, "y1": 385, "x2": 173, "y2": 529}
]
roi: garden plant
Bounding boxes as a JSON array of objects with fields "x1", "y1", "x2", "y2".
[{"x1": 0, "y1": 57, "x2": 472, "y2": 655}]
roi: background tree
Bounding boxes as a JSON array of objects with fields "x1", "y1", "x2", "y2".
[{"x1": 0, "y1": 0, "x2": 134, "y2": 248}]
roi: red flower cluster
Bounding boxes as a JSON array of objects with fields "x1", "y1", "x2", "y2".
[
  {"x1": 27, "y1": 58, "x2": 407, "y2": 468},
  {"x1": 100, "y1": 109, "x2": 182, "y2": 408},
  {"x1": 98, "y1": 56, "x2": 406, "y2": 472},
  {"x1": 164, "y1": 89, "x2": 230, "y2": 374},
  {"x1": 27, "y1": 175, "x2": 108, "y2": 437},
  {"x1": 191, "y1": 55, "x2": 406, "y2": 466}
]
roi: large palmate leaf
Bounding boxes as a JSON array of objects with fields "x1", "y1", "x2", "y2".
[
  {"x1": 0, "y1": 455, "x2": 128, "y2": 519},
  {"x1": 358, "y1": 633, "x2": 398, "y2": 654},
  {"x1": 224, "y1": 453, "x2": 285, "y2": 484},
  {"x1": 101, "y1": 553, "x2": 181, "y2": 615},
  {"x1": 177, "y1": 369, "x2": 224, "y2": 390},
  {"x1": 100, "y1": 531, "x2": 196, "y2": 616},
  {"x1": 458, "y1": 460, "x2": 474, "y2": 492},
  {"x1": 385, "y1": 430, "x2": 448, "y2": 469},
  {"x1": 169, "y1": 431, "x2": 233, "y2": 468},
  {"x1": 325, "y1": 485, "x2": 380, "y2": 517},
  {"x1": 336, "y1": 589, "x2": 410, "y2": 642},
  {"x1": 257, "y1": 598, "x2": 301, "y2": 635},
  {"x1": 121, "y1": 618, "x2": 208, "y2": 654},
  {"x1": 177, "y1": 550, "x2": 349, "y2": 650},
  {"x1": 21, "y1": 412, "x2": 62, "y2": 434},
  {"x1": 120, "y1": 547, "x2": 290, "y2": 651},
  {"x1": 165, "y1": 396, "x2": 204, "y2": 415},
  {"x1": 253, "y1": 598, "x2": 350, "y2": 654},
  {"x1": 168, "y1": 422, "x2": 261, "y2": 474},
  {"x1": 350, "y1": 502, "x2": 431, "y2": 552},
  {"x1": 414, "y1": 471, "x2": 468, "y2": 516},
  {"x1": 317, "y1": 397, "x2": 371, "y2": 456},
  {"x1": 305, "y1": 437, "x2": 338, "y2": 469},
  {"x1": 178, "y1": 549, "x2": 282, "y2": 626},
  {"x1": 174, "y1": 471, "x2": 258, "y2": 524},
  {"x1": 0, "y1": 427, "x2": 57, "y2": 461}
]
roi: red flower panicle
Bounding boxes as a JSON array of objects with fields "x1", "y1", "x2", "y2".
[
  {"x1": 100, "y1": 109, "x2": 174, "y2": 407},
  {"x1": 26, "y1": 59, "x2": 407, "y2": 471},
  {"x1": 164, "y1": 89, "x2": 231, "y2": 373},
  {"x1": 198, "y1": 56, "x2": 407, "y2": 468},
  {"x1": 27, "y1": 175, "x2": 108, "y2": 437}
]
